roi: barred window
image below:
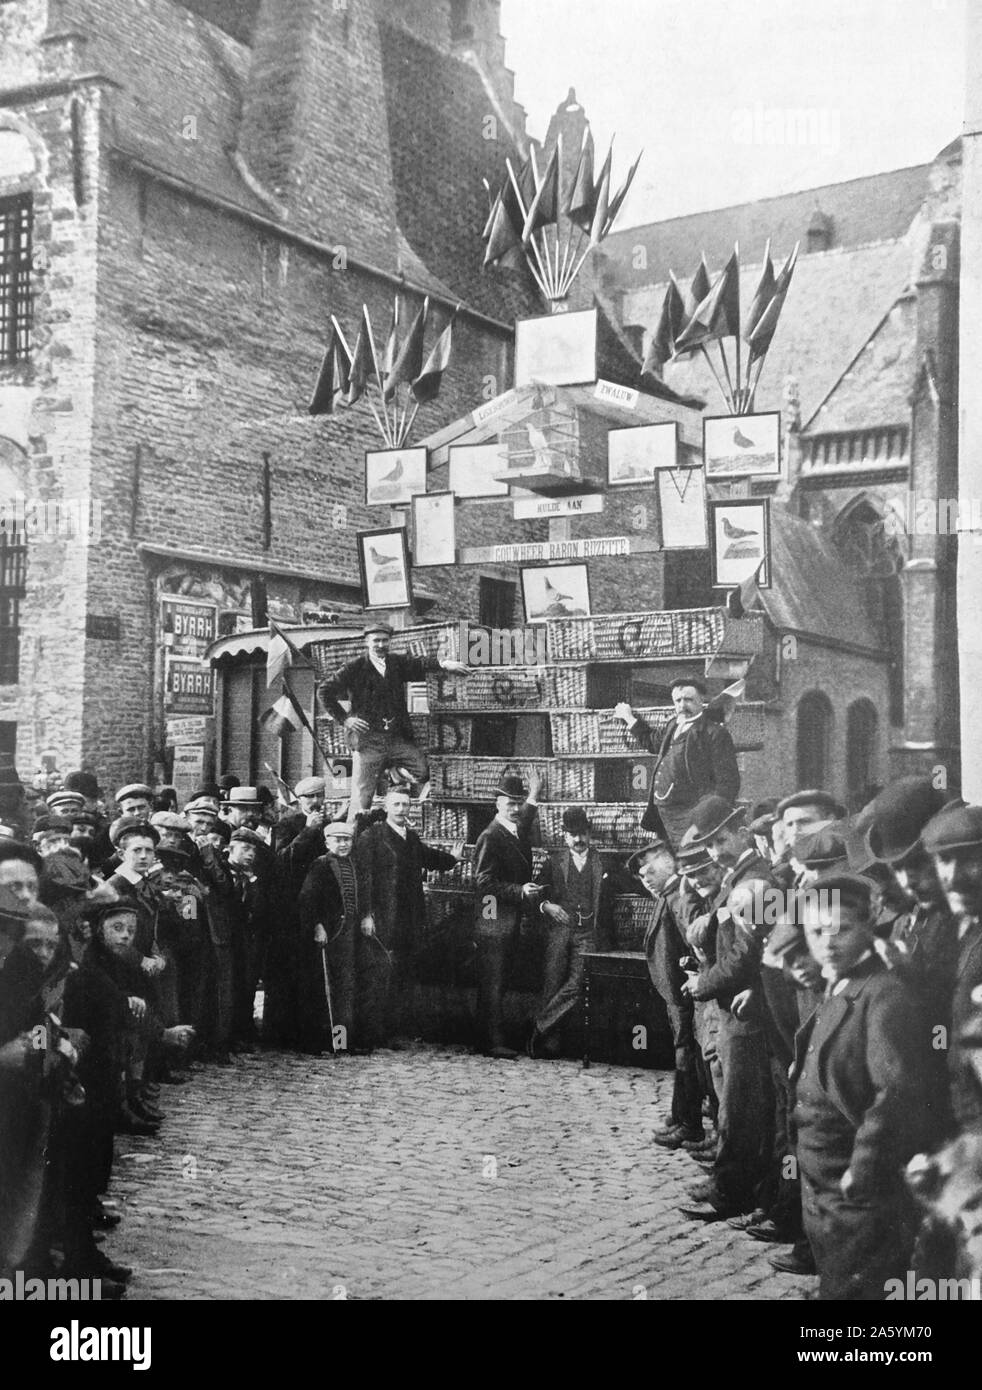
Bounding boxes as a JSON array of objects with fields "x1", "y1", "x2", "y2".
[
  {"x1": 0, "y1": 528, "x2": 26, "y2": 684},
  {"x1": 0, "y1": 194, "x2": 33, "y2": 364}
]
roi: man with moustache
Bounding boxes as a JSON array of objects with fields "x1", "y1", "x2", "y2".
[{"x1": 792, "y1": 871, "x2": 940, "y2": 1300}]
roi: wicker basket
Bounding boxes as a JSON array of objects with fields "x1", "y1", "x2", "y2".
[
  {"x1": 427, "y1": 666, "x2": 588, "y2": 711},
  {"x1": 424, "y1": 844, "x2": 474, "y2": 888},
  {"x1": 421, "y1": 803, "x2": 469, "y2": 841},
  {"x1": 428, "y1": 714, "x2": 474, "y2": 754},
  {"x1": 549, "y1": 712, "x2": 601, "y2": 754},
  {"x1": 536, "y1": 802, "x2": 647, "y2": 849},
  {"x1": 613, "y1": 895, "x2": 653, "y2": 951},
  {"x1": 546, "y1": 608, "x2": 727, "y2": 663},
  {"x1": 424, "y1": 886, "x2": 476, "y2": 926}
]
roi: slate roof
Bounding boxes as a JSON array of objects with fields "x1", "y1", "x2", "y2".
[
  {"x1": 755, "y1": 507, "x2": 886, "y2": 654},
  {"x1": 601, "y1": 162, "x2": 932, "y2": 284}
]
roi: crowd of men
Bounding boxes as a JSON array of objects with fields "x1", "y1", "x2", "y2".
[{"x1": 1, "y1": 620, "x2": 981, "y2": 1300}]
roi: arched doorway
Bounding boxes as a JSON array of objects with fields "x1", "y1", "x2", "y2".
[
  {"x1": 796, "y1": 690, "x2": 833, "y2": 790},
  {"x1": 846, "y1": 698, "x2": 878, "y2": 811}
]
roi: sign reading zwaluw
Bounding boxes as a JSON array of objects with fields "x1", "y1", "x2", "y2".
[{"x1": 165, "y1": 655, "x2": 215, "y2": 715}]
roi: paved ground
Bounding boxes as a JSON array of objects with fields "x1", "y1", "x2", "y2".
[{"x1": 107, "y1": 1047, "x2": 816, "y2": 1301}]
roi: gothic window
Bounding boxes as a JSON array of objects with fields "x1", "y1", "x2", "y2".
[
  {"x1": 796, "y1": 690, "x2": 833, "y2": 790},
  {"x1": 846, "y1": 698, "x2": 879, "y2": 811},
  {"x1": 834, "y1": 500, "x2": 905, "y2": 724}
]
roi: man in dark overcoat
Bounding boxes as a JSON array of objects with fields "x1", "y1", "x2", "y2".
[{"x1": 297, "y1": 820, "x2": 366, "y2": 1053}]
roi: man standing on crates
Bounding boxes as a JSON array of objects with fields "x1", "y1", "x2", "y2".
[
  {"x1": 318, "y1": 623, "x2": 471, "y2": 819},
  {"x1": 615, "y1": 678, "x2": 739, "y2": 848}
]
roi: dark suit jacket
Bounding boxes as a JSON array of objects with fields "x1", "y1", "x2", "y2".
[
  {"x1": 630, "y1": 711, "x2": 740, "y2": 831},
  {"x1": 318, "y1": 653, "x2": 432, "y2": 742},
  {"x1": 473, "y1": 815, "x2": 537, "y2": 934},
  {"x1": 298, "y1": 853, "x2": 365, "y2": 939},
  {"x1": 949, "y1": 921, "x2": 982, "y2": 1130},
  {"x1": 355, "y1": 822, "x2": 456, "y2": 951},
  {"x1": 534, "y1": 847, "x2": 615, "y2": 950},
  {"x1": 689, "y1": 849, "x2": 773, "y2": 1011},
  {"x1": 791, "y1": 956, "x2": 941, "y2": 1197}
]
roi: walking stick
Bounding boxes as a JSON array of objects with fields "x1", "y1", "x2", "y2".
[{"x1": 320, "y1": 943, "x2": 338, "y2": 1055}]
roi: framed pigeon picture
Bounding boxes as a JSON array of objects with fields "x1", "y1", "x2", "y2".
[
  {"x1": 365, "y1": 447, "x2": 428, "y2": 507},
  {"x1": 520, "y1": 564, "x2": 591, "y2": 624},
  {"x1": 708, "y1": 498, "x2": 771, "y2": 589},
  {"x1": 703, "y1": 412, "x2": 781, "y2": 479},
  {"x1": 357, "y1": 526, "x2": 414, "y2": 609},
  {"x1": 607, "y1": 422, "x2": 678, "y2": 485}
]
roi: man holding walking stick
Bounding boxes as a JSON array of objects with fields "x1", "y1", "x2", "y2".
[{"x1": 297, "y1": 821, "x2": 365, "y2": 1055}]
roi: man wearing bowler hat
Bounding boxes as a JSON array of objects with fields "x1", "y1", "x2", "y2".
[
  {"x1": 922, "y1": 804, "x2": 982, "y2": 1134},
  {"x1": 528, "y1": 807, "x2": 616, "y2": 1059},
  {"x1": 472, "y1": 774, "x2": 542, "y2": 1059},
  {"x1": 318, "y1": 623, "x2": 470, "y2": 819}
]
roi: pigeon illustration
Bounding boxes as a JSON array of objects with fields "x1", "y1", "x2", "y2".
[
  {"x1": 721, "y1": 516, "x2": 758, "y2": 540},
  {"x1": 543, "y1": 575, "x2": 574, "y2": 603},
  {"x1": 380, "y1": 457, "x2": 404, "y2": 483},
  {"x1": 733, "y1": 427, "x2": 756, "y2": 449},
  {"x1": 369, "y1": 545, "x2": 398, "y2": 567}
]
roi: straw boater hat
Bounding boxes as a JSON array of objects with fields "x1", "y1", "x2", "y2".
[{"x1": 223, "y1": 786, "x2": 263, "y2": 808}]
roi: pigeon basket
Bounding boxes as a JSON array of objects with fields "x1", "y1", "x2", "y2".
[
  {"x1": 424, "y1": 844, "x2": 475, "y2": 888},
  {"x1": 548, "y1": 707, "x2": 677, "y2": 755},
  {"x1": 613, "y1": 895, "x2": 651, "y2": 951},
  {"x1": 546, "y1": 609, "x2": 727, "y2": 662},
  {"x1": 421, "y1": 803, "x2": 469, "y2": 841},
  {"x1": 728, "y1": 702, "x2": 766, "y2": 749},
  {"x1": 314, "y1": 716, "x2": 349, "y2": 758},
  {"x1": 426, "y1": 666, "x2": 587, "y2": 711},
  {"x1": 428, "y1": 757, "x2": 476, "y2": 800},
  {"x1": 428, "y1": 714, "x2": 474, "y2": 754},
  {"x1": 536, "y1": 802, "x2": 648, "y2": 849},
  {"x1": 469, "y1": 759, "x2": 552, "y2": 801},
  {"x1": 425, "y1": 887, "x2": 475, "y2": 927}
]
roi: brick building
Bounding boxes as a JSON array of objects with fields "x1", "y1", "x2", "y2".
[{"x1": 0, "y1": 0, "x2": 550, "y2": 795}]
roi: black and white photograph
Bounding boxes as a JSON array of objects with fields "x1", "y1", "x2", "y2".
[
  {"x1": 1, "y1": 0, "x2": 979, "y2": 1343},
  {"x1": 607, "y1": 421, "x2": 678, "y2": 485},
  {"x1": 709, "y1": 498, "x2": 772, "y2": 588},
  {"x1": 520, "y1": 563, "x2": 591, "y2": 621},
  {"x1": 364, "y1": 446, "x2": 428, "y2": 507},
  {"x1": 412, "y1": 489, "x2": 456, "y2": 567},
  {"x1": 357, "y1": 525, "x2": 413, "y2": 608},
  {"x1": 704, "y1": 412, "x2": 782, "y2": 478}
]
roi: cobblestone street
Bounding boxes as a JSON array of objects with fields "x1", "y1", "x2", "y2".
[{"x1": 106, "y1": 1048, "x2": 815, "y2": 1301}]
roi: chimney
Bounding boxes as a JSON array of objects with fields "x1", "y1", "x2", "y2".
[{"x1": 238, "y1": 0, "x2": 398, "y2": 267}]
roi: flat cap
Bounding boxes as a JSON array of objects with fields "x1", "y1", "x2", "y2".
[
  {"x1": 806, "y1": 868, "x2": 877, "y2": 911},
  {"x1": 33, "y1": 815, "x2": 73, "y2": 837},
  {"x1": 794, "y1": 826, "x2": 850, "y2": 872},
  {"x1": 323, "y1": 821, "x2": 355, "y2": 838},
  {"x1": 229, "y1": 827, "x2": 266, "y2": 847},
  {"x1": 46, "y1": 789, "x2": 86, "y2": 813},
  {"x1": 295, "y1": 776, "x2": 326, "y2": 798},
  {"x1": 115, "y1": 783, "x2": 154, "y2": 804},
  {"x1": 109, "y1": 815, "x2": 159, "y2": 847},
  {"x1": 363, "y1": 621, "x2": 394, "y2": 637},
  {"x1": 40, "y1": 849, "x2": 91, "y2": 897},
  {"x1": 922, "y1": 804, "x2": 982, "y2": 855},
  {"x1": 150, "y1": 811, "x2": 191, "y2": 832},
  {"x1": 777, "y1": 789, "x2": 847, "y2": 820},
  {"x1": 184, "y1": 796, "x2": 219, "y2": 817}
]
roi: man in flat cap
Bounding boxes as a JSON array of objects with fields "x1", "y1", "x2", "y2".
[
  {"x1": 272, "y1": 776, "x2": 328, "y2": 854},
  {"x1": 777, "y1": 790, "x2": 846, "y2": 876},
  {"x1": 224, "y1": 826, "x2": 273, "y2": 1050},
  {"x1": 922, "y1": 804, "x2": 982, "y2": 1134},
  {"x1": 528, "y1": 807, "x2": 616, "y2": 1060},
  {"x1": 614, "y1": 678, "x2": 739, "y2": 847},
  {"x1": 354, "y1": 785, "x2": 459, "y2": 1050},
  {"x1": 114, "y1": 783, "x2": 154, "y2": 821},
  {"x1": 792, "y1": 869, "x2": 942, "y2": 1300},
  {"x1": 472, "y1": 774, "x2": 543, "y2": 1059},
  {"x1": 318, "y1": 623, "x2": 470, "y2": 819},
  {"x1": 297, "y1": 820, "x2": 363, "y2": 1054}
]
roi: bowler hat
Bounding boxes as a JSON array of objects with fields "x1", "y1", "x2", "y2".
[
  {"x1": 64, "y1": 771, "x2": 101, "y2": 800},
  {"x1": 495, "y1": 775, "x2": 528, "y2": 801},
  {"x1": 109, "y1": 815, "x2": 159, "y2": 848},
  {"x1": 115, "y1": 783, "x2": 153, "y2": 805},
  {"x1": 218, "y1": 774, "x2": 241, "y2": 792},
  {"x1": 776, "y1": 789, "x2": 847, "y2": 820},
  {"x1": 867, "y1": 777, "x2": 960, "y2": 864},
  {"x1": 922, "y1": 804, "x2": 982, "y2": 855},
  {"x1": 363, "y1": 622, "x2": 394, "y2": 637},
  {"x1": 627, "y1": 839, "x2": 673, "y2": 876},
  {"x1": 561, "y1": 807, "x2": 591, "y2": 835},
  {"x1": 684, "y1": 795, "x2": 745, "y2": 845},
  {"x1": 295, "y1": 776, "x2": 326, "y2": 798}
]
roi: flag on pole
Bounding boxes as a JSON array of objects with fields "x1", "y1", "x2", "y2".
[
  {"x1": 564, "y1": 130, "x2": 596, "y2": 231},
  {"x1": 267, "y1": 618, "x2": 308, "y2": 689},
  {"x1": 381, "y1": 297, "x2": 400, "y2": 382},
  {"x1": 344, "y1": 309, "x2": 373, "y2": 405},
  {"x1": 588, "y1": 145, "x2": 612, "y2": 246},
  {"x1": 384, "y1": 297, "x2": 428, "y2": 402},
  {"x1": 522, "y1": 145, "x2": 559, "y2": 242},
  {"x1": 744, "y1": 240, "x2": 776, "y2": 341},
  {"x1": 681, "y1": 256, "x2": 712, "y2": 322},
  {"x1": 307, "y1": 321, "x2": 353, "y2": 416},
  {"x1": 412, "y1": 307, "x2": 457, "y2": 403},
  {"x1": 747, "y1": 242, "x2": 799, "y2": 363},
  {"x1": 483, "y1": 157, "x2": 535, "y2": 267},
  {"x1": 261, "y1": 695, "x2": 303, "y2": 739},
  {"x1": 603, "y1": 149, "x2": 643, "y2": 237},
  {"x1": 673, "y1": 246, "x2": 741, "y2": 354},
  {"x1": 641, "y1": 274, "x2": 685, "y2": 377}
]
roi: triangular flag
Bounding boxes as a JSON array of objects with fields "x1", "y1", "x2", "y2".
[
  {"x1": 267, "y1": 618, "x2": 309, "y2": 689},
  {"x1": 308, "y1": 321, "x2": 353, "y2": 416},
  {"x1": 565, "y1": 129, "x2": 596, "y2": 231},
  {"x1": 384, "y1": 297, "x2": 428, "y2": 403},
  {"x1": 744, "y1": 240, "x2": 776, "y2": 342},
  {"x1": 603, "y1": 149, "x2": 643, "y2": 237},
  {"x1": 382, "y1": 297, "x2": 400, "y2": 382},
  {"x1": 748, "y1": 242, "x2": 799, "y2": 363},
  {"x1": 672, "y1": 257, "x2": 713, "y2": 358},
  {"x1": 412, "y1": 308, "x2": 457, "y2": 404},
  {"x1": 641, "y1": 274, "x2": 685, "y2": 378},
  {"x1": 588, "y1": 145, "x2": 612, "y2": 246},
  {"x1": 673, "y1": 246, "x2": 740, "y2": 354},
  {"x1": 261, "y1": 695, "x2": 303, "y2": 738},
  {"x1": 344, "y1": 308, "x2": 373, "y2": 405},
  {"x1": 522, "y1": 145, "x2": 559, "y2": 242},
  {"x1": 483, "y1": 157, "x2": 535, "y2": 267}
]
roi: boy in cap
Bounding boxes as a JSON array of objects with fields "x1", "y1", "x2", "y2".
[
  {"x1": 297, "y1": 820, "x2": 363, "y2": 1054},
  {"x1": 528, "y1": 807, "x2": 616, "y2": 1060},
  {"x1": 318, "y1": 622, "x2": 470, "y2": 818}
]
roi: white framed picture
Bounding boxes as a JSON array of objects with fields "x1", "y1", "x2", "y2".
[
  {"x1": 658, "y1": 468, "x2": 708, "y2": 549},
  {"x1": 703, "y1": 412, "x2": 781, "y2": 479},
  {"x1": 448, "y1": 442, "x2": 510, "y2": 498},
  {"x1": 608, "y1": 422, "x2": 678, "y2": 485},
  {"x1": 520, "y1": 564, "x2": 592, "y2": 623},
  {"x1": 709, "y1": 499, "x2": 772, "y2": 589},
  {"x1": 365, "y1": 447, "x2": 428, "y2": 507},
  {"x1": 412, "y1": 490, "x2": 456, "y2": 567},
  {"x1": 514, "y1": 308, "x2": 598, "y2": 386},
  {"x1": 357, "y1": 526, "x2": 413, "y2": 609}
]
